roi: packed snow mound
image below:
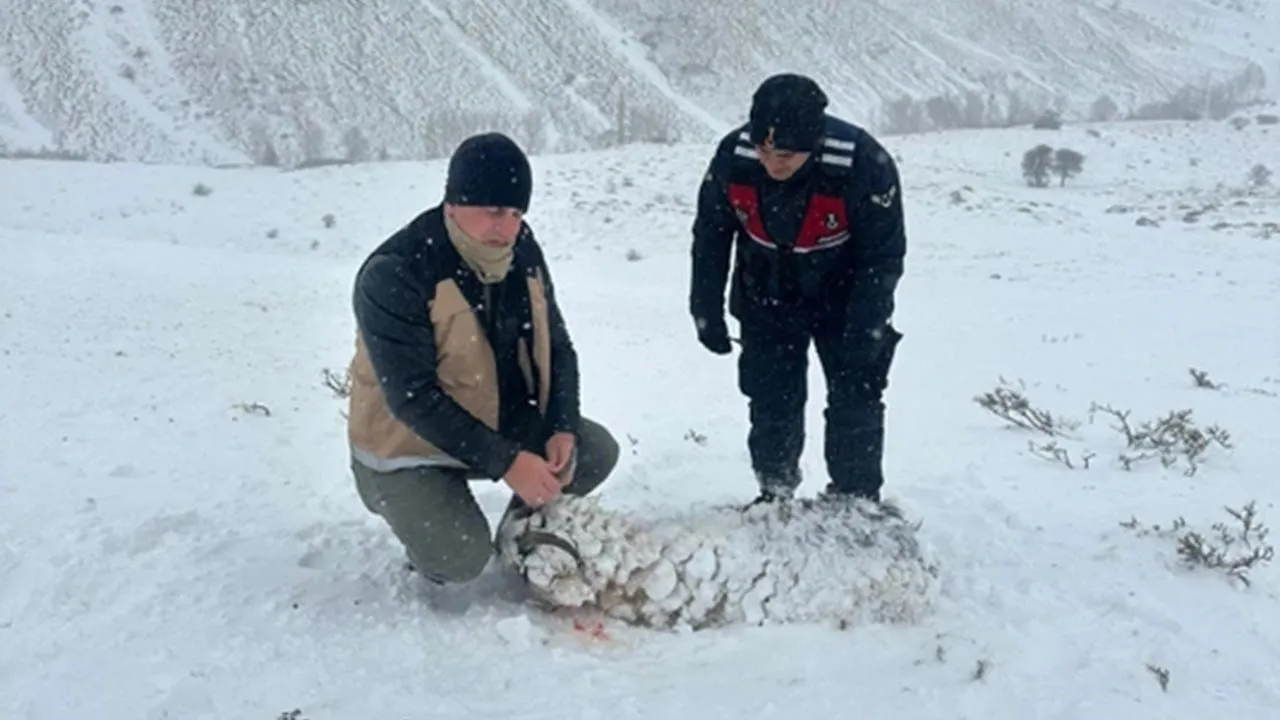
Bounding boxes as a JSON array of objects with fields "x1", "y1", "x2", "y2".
[{"x1": 495, "y1": 495, "x2": 941, "y2": 631}]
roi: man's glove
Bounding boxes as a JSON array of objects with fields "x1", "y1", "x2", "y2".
[{"x1": 694, "y1": 315, "x2": 733, "y2": 355}]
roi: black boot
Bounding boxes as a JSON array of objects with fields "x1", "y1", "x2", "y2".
[
  {"x1": 742, "y1": 466, "x2": 802, "y2": 510},
  {"x1": 819, "y1": 483, "x2": 881, "y2": 504},
  {"x1": 743, "y1": 487, "x2": 786, "y2": 510}
]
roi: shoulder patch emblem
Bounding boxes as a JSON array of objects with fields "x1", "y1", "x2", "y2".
[{"x1": 870, "y1": 184, "x2": 897, "y2": 208}]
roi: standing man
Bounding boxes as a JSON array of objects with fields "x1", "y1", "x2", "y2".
[
  {"x1": 346, "y1": 132, "x2": 619, "y2": 586},
  {"x1": 689, "y1": 73, "x2": 906, "y2": 505}
]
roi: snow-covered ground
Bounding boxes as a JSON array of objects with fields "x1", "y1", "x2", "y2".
[{"x1": 2, "y1": 116, "x2": 1278, "y2": 718}]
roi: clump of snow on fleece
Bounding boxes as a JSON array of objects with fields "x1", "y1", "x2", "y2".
[{"x1": 495, "y1": 494, "x2": 941, "y2": 630}]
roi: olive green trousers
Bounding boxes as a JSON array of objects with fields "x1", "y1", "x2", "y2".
[{"x1": 352, "y1": 417, "x2": 620, "y2": 584}]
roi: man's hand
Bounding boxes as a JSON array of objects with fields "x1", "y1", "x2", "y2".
[
  {"x1": 545, "y1": 431, "x2": 576, "y2": 487},
  {"x1": 695, "y1": 315, "x2": 733, "y2": 355},
  {"x1": 503, "y1": 450, "x2": 563, "y2": 507}
]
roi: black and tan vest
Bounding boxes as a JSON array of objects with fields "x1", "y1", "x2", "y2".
[{"x1": 346, "y1": 263, "x2": 554, "y2": 470}]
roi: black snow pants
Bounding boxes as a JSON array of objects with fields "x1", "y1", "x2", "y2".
[{"x1": 737, "y1": 305, "x2": 902, "y2": 501}]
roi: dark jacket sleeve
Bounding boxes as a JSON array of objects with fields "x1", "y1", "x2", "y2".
[
  {"x1": 352, "y1": 250, "x2": 522, "y2": 479},
  {"x1": 842, "y1": 135, "x2": 906, "y2": 341},
  {"x1": 536, "y1": 247, "x2": 581, "y2": 435},
  {"x1": 689, "y1": 136, "x2": 740, "y2": 321}
]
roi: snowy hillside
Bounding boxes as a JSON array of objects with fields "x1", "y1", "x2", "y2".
[
  {"x1": 0, "y1": 0, "x2": 1276, "y2": 165},
  {"x1": 3, "y1": 115, "x2": 1278, "y2": 717},
  {"x1": 1122, "y1": 0, "x2": 1280, "y2": 89}
]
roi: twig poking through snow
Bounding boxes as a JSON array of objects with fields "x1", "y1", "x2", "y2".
[
  {"x1": 1188, "y1": 367, "x2": 1218, "y2": 389},
  {"x1": 1146, "y1": 664, "x2": 1170, "y2": 692},
  {"x1": 975, "y1": 378, "x2": 1078, "y2": 438},
  {"x1": 1027, "y1": 440, "x2": 1095, "y2": 469},
  {"x1": 322, "y1": 367, "x2": 351, "y2": 398},
  {"x1": 232, "y1": 401, "x2": 271, "y2": 417}
]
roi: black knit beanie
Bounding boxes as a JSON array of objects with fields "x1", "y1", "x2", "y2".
[
  {"x1": 444, "y1": 132, "x2": 533, "y2": 212},
  {"x1": 748, "y1": 73, "x2": 829, "y2": 152}
]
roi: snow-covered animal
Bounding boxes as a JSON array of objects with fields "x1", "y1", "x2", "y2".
[{"x1": 495, "y1": 494, "x2": 941, "y2": 631}]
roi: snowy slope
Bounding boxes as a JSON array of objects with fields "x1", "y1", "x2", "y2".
[
  {"x1": 3, "y1": 118, "x2": 1279, "y2": 718},
  {"x1": 0, "y1": 0, "x2": 1273, "y2": 164},
  {"x1": 1122, "y1": 0, "x2": 1280, "y2": 92}
]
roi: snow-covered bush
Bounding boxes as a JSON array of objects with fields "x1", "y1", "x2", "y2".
[
  {"x1": 1120, "y1": 502, "x2": 1274, "y2": 587},
  {"x1": 975, "y1": 377, "x2": 1233, "y2": 476}
]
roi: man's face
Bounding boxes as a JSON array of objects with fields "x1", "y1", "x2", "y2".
[
  {"x1": 756, "y1": 135, "x2": 810, "y2": 181},
  {"x1": 445, "y1": 203, "x2": 523, "y2": 247}
]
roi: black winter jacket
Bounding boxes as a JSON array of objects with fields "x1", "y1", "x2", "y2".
[
  {"x1": 352, "y1": 205, "x2": 580, "y2": 479},
  {"x1": 690, "y1": 115, "x2": 906, "y2": 339}
]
